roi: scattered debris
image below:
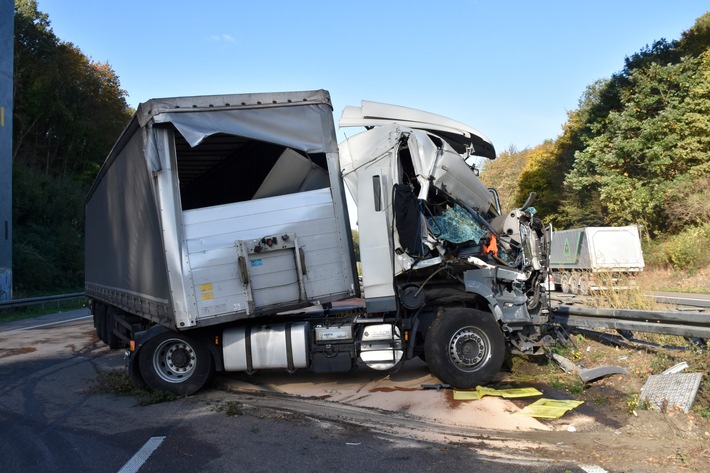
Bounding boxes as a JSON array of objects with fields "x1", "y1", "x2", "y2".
[
  {"x1": 661, "y1": 362, "x2": 689, "y2": 375},
  {"x1": 551, "y1": 353, "x2": 628, "y2": 383},
  {"x1": 515, "y1": 398, "x2": 585, "y2": 419},
  {"x1": 578, "y1": 366, "x2": 629, "y2": 383},
  {"x1": 639, "y1": 372, "x2": 703, "y2": 413},
  {"x1": 453, "y1": 385, "x2": 542, "y2": 401}
]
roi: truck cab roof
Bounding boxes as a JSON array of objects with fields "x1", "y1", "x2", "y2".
[{"x1": 339, "y1": 100, "x2": 496, "y2": 159}]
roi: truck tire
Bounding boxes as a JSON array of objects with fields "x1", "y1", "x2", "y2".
[
  {"x1": 94, "y1": 302, "x2": 108, "y2": 343},
  {"x1": 424, "y1": 308, "x2": 505, "y2": 389},
  {"x1": 105, "y1": 306, "x2": 124, "y2": 349},
  {"x1": 138, "y1": 332, "x2": 214, "y2": 396},
  {"x1": 561, "y1": 275, "x2": 571, "y2": 294},
  {"x1": 577, "y1": 275, "x2": 590, "y2": 296}
]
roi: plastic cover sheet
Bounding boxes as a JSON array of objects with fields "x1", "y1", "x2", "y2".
[{"x1": 427, "y1": 204, "x2": 488, "y2": 244}]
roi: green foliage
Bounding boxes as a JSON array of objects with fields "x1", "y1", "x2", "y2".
[
  {"x1": 351, "y1": 229, "x2": 360, "y2": 262},
  {"x1": 649, "y1": 223, "x2": 710, "y2": 271},
  {"x1": 567, "y1": 48, "x2": 710, "y2": 235},
  {"x1": 214, "y1": 401, "x2": 245, "y2": 416},
  {"x1": 515, "y1": 140, "x2": 568, "y2": 219},
  {"x1": 509, "y1": 12, "x2": 710, "y2": 237},
  {"x1": 89, "y1": 369, "x2": 177, "y2": 405},
  {"x1": 479, "y1": 145, "x2": 530, "y2": 212},
  {"x1": 12, "y1": 0, "x2": 132, "y2": 295},
  {"x1": 0, "y1": 298, "x2": 87, "y2": 323}
]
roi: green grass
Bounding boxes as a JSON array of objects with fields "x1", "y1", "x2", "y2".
[
  {"x1": 213, "y1": 401, "x2": 245, "y2": 417},
  {"x1": 89, "y1": 369, "x2": 176, "y2": 405}
]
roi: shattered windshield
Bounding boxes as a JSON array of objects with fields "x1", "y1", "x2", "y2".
[{"x1": 427, "y1": 204, "x2": 488, "y2": 245}]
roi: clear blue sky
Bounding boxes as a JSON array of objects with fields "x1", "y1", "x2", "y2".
[{"x1": 38, "y1": 0, "x2": 709, "y2": 153}]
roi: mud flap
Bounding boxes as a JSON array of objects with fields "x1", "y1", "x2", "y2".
[{"x1": 126, "y1": 348, "x2": 147, "y2": 390}]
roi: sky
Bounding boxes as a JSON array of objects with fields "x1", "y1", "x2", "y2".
[{"x1": 37, "y1": 0, "x2": 709, "y2": 154}]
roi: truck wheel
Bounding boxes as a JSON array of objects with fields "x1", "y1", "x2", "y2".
[
  {"x1": 424, "y1": 308, "x2": 505, "y2": 389},
  {"x1": 138, "y1": 332, "x2": 214, "y2": 396},
  {"x1": 577, "y1": 275, "x2": 590, "y2": 296},
  {"x1": 561, "y1": 275, "x2": 571, "y2": 294},
  {"x1": 568, "y1": 275, "x2": 579, "y2": 294}
]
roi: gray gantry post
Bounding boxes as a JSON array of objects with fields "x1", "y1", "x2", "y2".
[{"x1": 0, "y1": 0, "x2": 14, "y2": 300}]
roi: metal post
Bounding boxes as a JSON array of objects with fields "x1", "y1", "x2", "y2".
[{"x1": 0, "y1": 0, "x2": 14, "y2": 300}]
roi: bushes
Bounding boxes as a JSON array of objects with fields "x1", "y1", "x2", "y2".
[{"x1": 645, "y1": 223, "x2": 710, "y2": 272}]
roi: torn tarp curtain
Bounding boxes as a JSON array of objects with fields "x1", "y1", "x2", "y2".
[{"x1": 152, "y1": 104, "x2": 338, "y2": 154}]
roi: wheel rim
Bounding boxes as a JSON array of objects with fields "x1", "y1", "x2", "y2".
[
  {"x1": 152, "y1": 338, "x2": 197, "y2": 383},
  {"x1": 447, "y1": 326, "x2": 490, "y2": 371},
  {"x1": 578, "y1": 277, "x2": 589, "y2": 295},
  {"x1": 561, "y1": 276, "x2": 570, "y2": 294}
]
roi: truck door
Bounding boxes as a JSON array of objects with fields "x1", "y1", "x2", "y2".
[{"x1": 357, "y1": 166, "x2": 397, "y2": 313}]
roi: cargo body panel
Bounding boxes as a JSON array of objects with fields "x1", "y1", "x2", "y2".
[{"x1": 85, "y1": 90, "x2": 358, "y2": 331}]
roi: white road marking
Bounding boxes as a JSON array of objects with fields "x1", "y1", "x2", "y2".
[
  {"x1": 117, "y1": 436, "x2": 166, "y2": 473},
  {"x1": 14, "y1": 315, "x2": 92, "y2": 331}
]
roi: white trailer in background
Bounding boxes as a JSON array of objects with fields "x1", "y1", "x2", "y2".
[{"x1": 549, "y1": 226, "x2": 645, "y2": 294}]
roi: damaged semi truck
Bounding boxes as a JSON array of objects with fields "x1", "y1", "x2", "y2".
[{"x1": 85, "y1": 90, "x2": 553, "y2": 396}]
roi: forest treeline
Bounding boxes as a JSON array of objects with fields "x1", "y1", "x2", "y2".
[
  {"x1": 481, "y1": 12, "x2": 710, "y2": 271},
  {"x1": 12, "y1": 0, "x2": 132, "y2": 295},
  {"x1": 10, "y1": 0, "x2": 710, "y2": 295}
]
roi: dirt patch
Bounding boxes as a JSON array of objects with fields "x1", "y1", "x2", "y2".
[
  {"x1": 0, "y1": 347, "x2": 37, "y2": 358},
  {"x1": 503, "y1": 333, "x2": 710, "y2": 471},
  {"x1": 638, "y1": 265, "x2": 710, "y2": 293},
  {"x1": 220, "y1": 330, "x2": 709, "y2": 472}
]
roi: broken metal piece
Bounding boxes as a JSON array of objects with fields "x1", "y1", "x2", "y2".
[
  {"x1": 661, "y1": 362, "x2": 689, "y2": 375},
  {"x1": 578, "y1": 366, "x2": 628, "y2": 383},
  {"x1": 551, "y1": 353, "x2": 579, "y2": 374},
  {"x1": 550, "y1": 353, "x2": 628, "y2": 383}
]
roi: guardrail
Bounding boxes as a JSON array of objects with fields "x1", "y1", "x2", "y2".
[
  {"x1": 553, "y1": 305, "x2": 710, "y2": 339},
  {"x1": 0, "y1": 292, "x2": 86, "y2": 310}
]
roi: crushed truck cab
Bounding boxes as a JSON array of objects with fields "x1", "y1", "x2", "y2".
[{"x1": 339, "y1": 101, "x2": 551, "y2": 386}]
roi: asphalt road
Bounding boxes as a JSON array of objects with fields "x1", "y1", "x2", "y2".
[{"x1": 0, "y1": 312, "x2": 596, "y2": 473}]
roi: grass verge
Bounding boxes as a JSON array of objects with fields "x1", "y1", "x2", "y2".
[{"x1": 88, "y1": 368, "x2": 176, "y2": 405}]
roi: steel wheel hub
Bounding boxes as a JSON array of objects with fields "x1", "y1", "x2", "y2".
[
  {"x1": 153, "y1": 339, "x2": 196, "y2": 383},
  {"x1": 449, "y1": 327, "x2": 488, "y2": 370}
]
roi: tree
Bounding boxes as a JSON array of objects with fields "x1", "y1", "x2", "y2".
[
  {"x1": 479, "y1": 145, "x2": 529, "y2": 213},
  {"x1": 566, "y1": 50, "x2": 710, "y2": 235}
]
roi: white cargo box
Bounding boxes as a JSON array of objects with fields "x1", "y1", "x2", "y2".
[{"x1": 550, "y1": 226, "x2": 645, "y2": 272}]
